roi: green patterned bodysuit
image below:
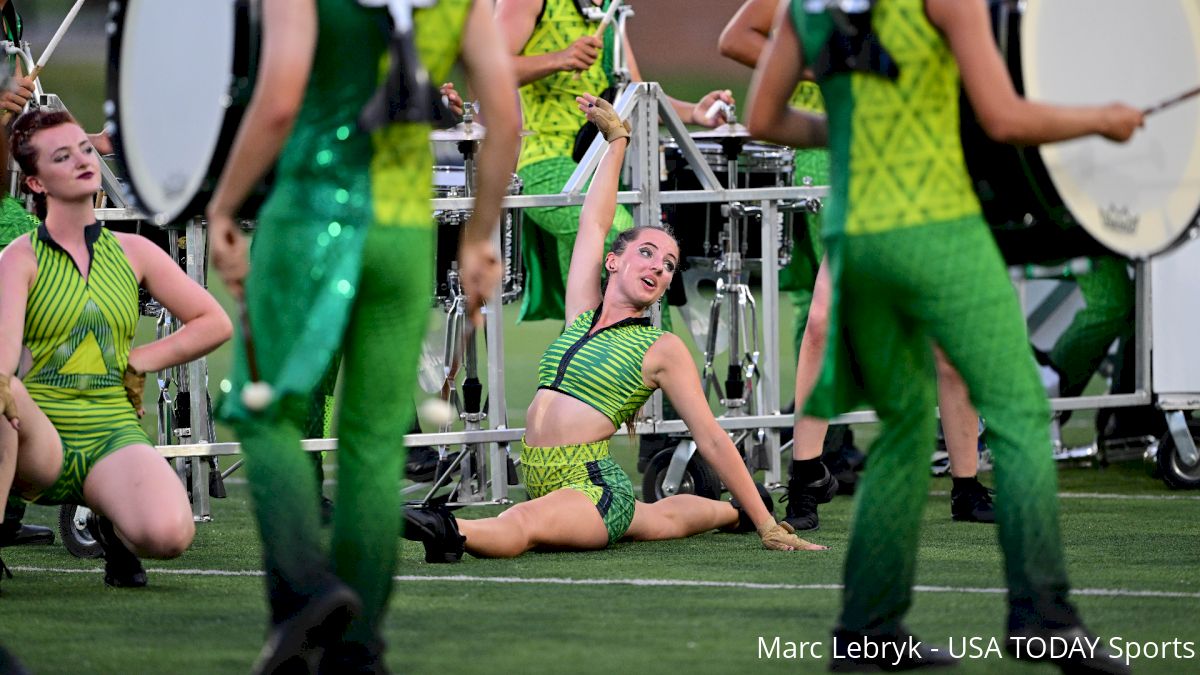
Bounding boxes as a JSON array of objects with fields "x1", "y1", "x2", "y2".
[
  {"x1": 516, "y1": 0, "x2": 633, "y2": 322},
  {"x1": 796, "y1": 0, "x2": 1079, "y2": 634},
  {"x1": 23, "y1": 224, "x2": 150, "y2": 505},
  {"x1": 221, "y1": 0, "x2": 470, "y2": 646}
]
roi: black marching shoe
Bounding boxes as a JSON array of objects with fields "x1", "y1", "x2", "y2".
[
  {"x1": 253, "y1": 581, "x2": 362, "y2": 675},
  {"x1": 950, "y1": 477, "x2": 996, "y2": 523},
  {"x1": 0, "y1": 523, "x2": 55, "y2": 548},
  {"x1": 402, "y1": 503, "x2": 465, "y2": 563},
  {"x1": 720, "y1": 483, "x2": 774, "y2": 534},
  {"x1": 782, "y1": 464, "x2": 839, "y2": 532},
  {"x1": 91, "y1": 514, "x2": 148, "y2": 588},
  {"x1": 0, "y1": 554, "x2": 12, "y2": 594},
  {"x1": 318, "y1": 637, "x2": 390, "y2": 675},
  {"x1": 830, "y1": 627, "x2": 957, "y2": 672},
  {"x1": 1006, "y1": 624, "x2": 1130, "y2": 675}
]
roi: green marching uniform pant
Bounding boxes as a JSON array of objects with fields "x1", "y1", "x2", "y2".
[
  {"x1": 518, "y1": 156, "x2": 634, "y2": 323},
  {"x1": 1048, "y1": 256, "x2": 1134, "y2": 398},
  {"x1": 235, "y1": 226, "x2": 432, "y2": 643},
  {"x1": 781, "y1": 148, "x2": 830, "y2": 352},
  {"x1": 828, "y1": 218, "x2": 1074, "y2": 632}
]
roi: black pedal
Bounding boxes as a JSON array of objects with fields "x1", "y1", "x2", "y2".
[
  {"x1": 506, "y1": 453, "x2": 519, "y2": 486},
  {"x1": 208, "y1": 460, "x2": 227, "y2": 499}
]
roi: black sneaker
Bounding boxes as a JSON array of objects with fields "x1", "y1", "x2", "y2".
[
  {"x1": 0, "y1": 523, "x2": 55, "y2": 547},
  {"x1": 91, "y1": 514, "x2": 148, "y2": 588},
  {"x1": 253, "y1": 581, "x2": 362, "y2": 675},
  {"x1": 402, "y1": 504, "x2": 465, "y2": 563},
  {"x1": 950, "y1": 479, "x2": 996, "y2": 523},
  {"x1": 1006, "y1": 624, "x2": 1130, "y2": 674},
  {"x1": 782, "y1": 465, "x2": 839, "y2": 532},
  {"x1": 0, "y1": 554, "x2": 12, "y2": 593},
  {"x1": 720, "y1": 483, "x2": 774, "y2": 534},
  {"x1": 318, "y1": 638, "x2": 390, "y2": 675},
  {"x1": 405, "y1": 447, "x2": 440, "y2": 483},
  {"x1": 830, "y1": 626, "x2": 957, "y2": 672}
]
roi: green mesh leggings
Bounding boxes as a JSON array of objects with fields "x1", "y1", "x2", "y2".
[
  {"x1": 832, "y1": 218, "x2": 1077, "y2": 633},
  {"x1": 235, "y1": 226, "x2": 431, "y2": 644}
]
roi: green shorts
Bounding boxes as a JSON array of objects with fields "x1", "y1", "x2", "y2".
[
  {"x1": 26, "y1": 385, "x2": 152, "y2": 506},
  {"x1": 520, "y1": 438, "x2": 636, "y2": 544}
]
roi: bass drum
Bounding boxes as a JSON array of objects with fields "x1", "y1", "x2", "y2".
[
  {"x1": 962, "y1": 0, "x2": 1200, "y2": 262},
  {"x1": 107, "y1": 0, "x2": 261, "y2": 226}
]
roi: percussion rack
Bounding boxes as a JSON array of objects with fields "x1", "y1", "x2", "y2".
[{"x1": 69, "y1": 82, "x2": 1193, "y2": 515}]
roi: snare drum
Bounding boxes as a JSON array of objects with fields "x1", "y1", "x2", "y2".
[
  {"x1": 107, "y1": 0, "x2": 262, "y2": 225},
  {"x1": 659, "y1": 140, "x2": 795, "y2": 265},
  {"x1": 963, "y1": 0, "x2": 1200, "y2": 262},
  {"x1": 431, "y1": 166, "x2": 524, "y2": 307}
]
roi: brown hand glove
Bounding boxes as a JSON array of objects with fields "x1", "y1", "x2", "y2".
[
  {"x1": 0, "y1": 373, "x2": 18, "y2": 428},
  {"x1": 587, "y1": 97, "x2": 632, "y2": 143},
  {"x1": 123, "y1": 363, "x2": 146, "y2": 417},
  {"x1": 759, "y1": 520, "x2": 826, "y2": 551}
]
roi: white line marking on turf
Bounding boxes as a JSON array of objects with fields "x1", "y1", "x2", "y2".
[{"x1": 11, "y1": 567, "x2": 1199, "y2": 599}]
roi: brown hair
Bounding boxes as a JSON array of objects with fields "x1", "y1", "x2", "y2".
[
  {"x1": 609, "y1": 223, "x2": 678, "y2": 256},
  {"x1": 10, "y1": 108, "x2": 79, "y2": 218}
]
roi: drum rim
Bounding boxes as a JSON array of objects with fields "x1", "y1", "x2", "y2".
[{"x1": 106, "y1": 0, "x2": 259, "y2": 226}]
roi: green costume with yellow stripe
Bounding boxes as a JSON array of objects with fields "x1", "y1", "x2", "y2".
[
  {"x1": 528, "y1": 306, "x2": 663, "y2": 541},
  {"x1": 220, "y1": 0, "x2": 468, "y2": 645},
  {"x1": 517, "y1": 0, "x2": 633, "y2": 322},
  {"x1": 22, "y1": 224, "x2": 150, "y2": 505},
  {"x1": 797, "y1": 0, "x2": 1078, "y2": 633}
]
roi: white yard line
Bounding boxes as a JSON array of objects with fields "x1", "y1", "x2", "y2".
[{"x1": 11, "y1": 566, "x2": 1199, "y2": 599}]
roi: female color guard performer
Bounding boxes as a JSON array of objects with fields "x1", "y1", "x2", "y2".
[
  {"x1": 0, "y1": 110, "x2": 231, "y2": 588},
  {"x1": 206, "y1": 0, "x2": 520, "y2": 671},
  {"x1": 403, "y1": 95, "x2": 825, "y2": 561},
  {"x1": 747, "y1": 0, "x2": 1141, "y2": 671}
]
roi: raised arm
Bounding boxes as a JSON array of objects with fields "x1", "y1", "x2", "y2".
[
  {"x1": 205, "y1": 0, "x2": 317, "y2": 299},
  {"x1": 929, "y1": 0, "x2": 1142, "y2": 144},
  {"x1": 645, "y1": 334, "x2": 826, "y2": 551},
  {"x1": 118, "y1": 235, "x2": 232, "y2": 376},
  {"x1": 457, "y1": 0, "x2": 521, "y2": 326},
  {"x1": 718, "y1": 0, "x2": 778, "y2": 68},
  {"x1": 745, "y1": 0, "x2": 827, "y2": 148},
  {"x1": 496, "y1": 0, "x2": 601, "y2": 86},
  {"x1": 562, "y1": 94, "x2": 628, "y2": 324}
]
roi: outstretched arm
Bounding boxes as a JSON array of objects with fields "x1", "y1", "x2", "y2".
[
  {"x1": 205, "y1": 0, "x2": 317, "y2": 299},
  {"x1": 646, "y1": 334, "x2": 827, "y2": 551},
  {"x1": 745, "y1": 0, "x2": 826, "y2": 148},
  {"x1": 928, "y1": 0, "x2": 1142, "y2": 144},
  {"x1": 718, "y1": 0, "x2": 778, "y2": 68},
  {"x1": 563, "y1": 93, "x2": 629, "y2": 325}
]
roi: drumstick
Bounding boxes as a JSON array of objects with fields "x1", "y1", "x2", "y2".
[
  {"x1": 0, "y1": 0, "x2": 86, "y2": 122},
  {"x1": 571, "y1": 0, "x2": 622, "y2": 80},
  {"x1": 237, "y1": 299, "x2": 274, "y2": 411},
  {"x1": 1143, "y1": 85, "x2": 1200, "y2": 116}
]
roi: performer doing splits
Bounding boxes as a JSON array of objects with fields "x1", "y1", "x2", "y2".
[
  {"x1": 404, "y1": 95, "x2": 825, "y2": 561},
  {"x1": 207, "y1": 0, "x2": 520, "y2": 672},
  {"x1": 747, "y1": 0, "x2": 1142, "y2": 671},
  {"x1": 0, "y1": 110, "x2": 232, "y2": 588}
]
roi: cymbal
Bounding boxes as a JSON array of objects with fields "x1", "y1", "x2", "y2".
[
  {"x1": 689, "y1": 123, "x2": 752, "y2": 139},
  {"x1": 429, "y1": 124, "x2": 537, "y2": 142},
  {"x1": 430, "y1": 123, "x2": 487, "y2": 142}
]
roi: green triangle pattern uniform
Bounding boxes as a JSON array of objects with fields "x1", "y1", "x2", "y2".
[
  {"x1": 22, "y1": 224, "x2": 150, "y2": 505},
  {"x1": 221, "y1": 0, "x2": 470, "y2": 647},
  {"x1": 795, "y1": 0, "x2": 1077, "y2": 634},
  {"x1": 516, "y1": 0, "x2": 633, "y2": 322}
]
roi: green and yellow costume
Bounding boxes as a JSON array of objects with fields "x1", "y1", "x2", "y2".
[
  {"x1": 22, "y1": 224, "x2": 150, "y2": 505},
  {"x1": 517, "y1": 0, "x2": 633, "y2": 322},
  {"x1": 796, "y1": 0, "x2": 1078, "y2": 633},
  {"x1": 221, "y1": 0, "x2": 469, "y2": 644},
  {"x1": 528, "y1": 306, "x2": 663, "y2": 541}
]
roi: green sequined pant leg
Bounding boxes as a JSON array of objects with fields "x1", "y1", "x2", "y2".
[
  {"x1": 333, "y1": 225, "x2": 431, "y2": 643},
  {"x1": 1048, "y1": 256, "x2": 1134, "y2": 397},
  {"x1": 836, "y1": 220, "x2": 1073, "y2": 632},
  {"x1": 517, "y1": 158, "x2": 634, "y2": 322}
]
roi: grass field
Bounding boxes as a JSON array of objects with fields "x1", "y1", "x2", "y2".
[{"x1": 2, "y1": 452, "x2": 1198, "y2": 674}]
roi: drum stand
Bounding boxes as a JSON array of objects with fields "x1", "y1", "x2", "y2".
[{"x1": 416, "y1": 137, "x2": 516, "y2": 506}]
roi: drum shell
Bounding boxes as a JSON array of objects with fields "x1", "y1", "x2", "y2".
[
  {"x1": 659, "y1": 140, "x2": 795, "y2": 264},
  {"x1": 431, "y1": 167, "x2": 524, "y2": 307},
  {"x1": 959, "y1": 0, "x2": 1119, "y2": 265}
]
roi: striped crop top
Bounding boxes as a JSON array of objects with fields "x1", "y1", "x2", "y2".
[{"x1": 537, "y1": 306, "x2": 665, "y2": 428}]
